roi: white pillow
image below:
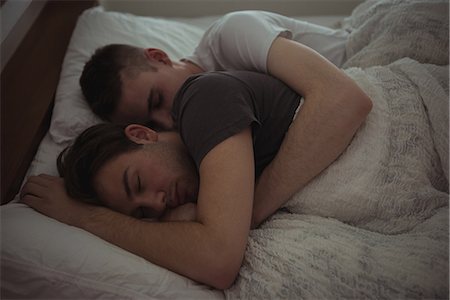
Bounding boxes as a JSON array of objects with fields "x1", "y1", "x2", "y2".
[
  {"x1": 50, "y1": 6, "x2": 204, "y2": 144},
  {"x1": 1, "y1": 203, "x2": 223, "y2": 299}
]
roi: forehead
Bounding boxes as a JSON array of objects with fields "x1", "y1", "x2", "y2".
[
  {"x1": 93, "y1": 150, "x2": 140, "y2": 208},
  {"x1": 120, "y1": 71, "x2": 154, "y2": 103},
  {"x1": 112, "y1": 71, "x2": 154, "y2": 123},
  {"x1": 95, "y1": 153, "x2": 125, "y2": 189}
]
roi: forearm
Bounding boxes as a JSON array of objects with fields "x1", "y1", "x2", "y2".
[
  {"x1": 77, "y1": 205, "x2": 229, "y2": 287},
  {"x1": 252, "y1": 93, "x2": 368, "y2": 226},
  {"x1": 252, "y1": 38, "x2": 372, "y2": 227}
]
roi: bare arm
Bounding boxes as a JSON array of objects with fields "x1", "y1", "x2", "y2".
[
  {"x1": 252, "y1": 37, "x2": 372, "y2": 228},
  {"x1": 21, "y1": 128, "x2": 254, "y2": 289}
]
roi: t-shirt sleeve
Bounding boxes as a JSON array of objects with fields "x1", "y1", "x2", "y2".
[
  {"x1": 174, "y1": 73, "x2": 259, "y2": 168},
  {"x1": 184, "y1": 11, "x2": 293, "y2": 73}
]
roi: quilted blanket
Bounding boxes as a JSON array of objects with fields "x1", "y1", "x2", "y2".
[{"x1": 226, "y1": 0, "x2": 449, "y2": 298}]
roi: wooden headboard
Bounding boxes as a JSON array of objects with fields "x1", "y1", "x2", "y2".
[{"x1": 1, "y1": 0, "x2": 97, "y2": 204}]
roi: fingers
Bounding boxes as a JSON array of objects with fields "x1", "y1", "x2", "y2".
[
  {"x1": 21, "y1": 194, "x2": 44, "y2": 206},
  {"x1": 28, "y1": 174, "x2": 60, "y2": 183},
  {"x1": 20, "y1": 181, "x2": 47, "y2": 199},
  {"x1": 20, "y1": 174, "x2": 62, "y2": 200},
  {"x1": 37, "y1": 174, "x2": 61, "y2": 181}
]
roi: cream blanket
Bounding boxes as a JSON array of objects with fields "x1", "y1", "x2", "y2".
[
  {"x1": 285, "y1": 60, "x2": 448, "y2": 234},
  {"x1": 226, "y1": 0, "x2": 449, "y2": 298}
]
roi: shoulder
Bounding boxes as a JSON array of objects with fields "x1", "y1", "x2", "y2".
[
  {"x1": 206, "y1": 12, "x2": 293, "y2": 72},
  {"x1": 173, "y1": 72, "x2": 261, "y2": 168},
  {"x1": 173, "y1": 73, "x2": 248, "y2": 124},
  {"x1": 179, "y1": 71, "x2": 257, "y2": 97},
  {"x1": 215, "y1": 10, "x2": 287, "y2": 31},
  {"x1": 177, "y1": 71, "x2": 282, "y2": 107}
]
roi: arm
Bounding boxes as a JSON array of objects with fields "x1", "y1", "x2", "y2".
[
  {"x1": 21, "y1": 128, "x2": 254, "y2": 289},
  {"x1": 252, "y1": 37, "x2": 372, "y2": 228},
  {"x1": 160, "y1": 202, "x2": 197, "y2": 222}
]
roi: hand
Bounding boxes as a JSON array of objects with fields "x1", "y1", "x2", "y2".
[
  {"x1": 160, "y1": 202, "x2": 197, "y2": 222},
  {"x1": 20, "y1": 174, "x2": 91, "y2": 226}
]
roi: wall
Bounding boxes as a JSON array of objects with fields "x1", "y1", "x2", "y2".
[{"x1": 0, "y1": 0, "x2": 48, "y2": 71}]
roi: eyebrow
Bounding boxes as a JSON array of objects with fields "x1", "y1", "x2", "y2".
[{"x1": 123, "y1": 167, "x2": 131, "y2": 198}]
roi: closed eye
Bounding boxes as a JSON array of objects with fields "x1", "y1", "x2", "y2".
[
  {"x1": 147, "y1": 90, "x2": 163, "y2": 116},
  {"x1": 137, "y1": 175, "x2": 142, "y2": 193},
  {"x1": 154, "y1": 94, "x2": 162, "y2": 109},
  {"x1": 147, "y1": 88, "x2": 155, "y2": 113}
]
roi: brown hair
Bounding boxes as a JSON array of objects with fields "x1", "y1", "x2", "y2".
[
  {"x1": 79, "y1": 44, "x2": 156, "y2": 121},
  {"x1": 57, "y1": 123, "x2": 142, "y2": 204}
]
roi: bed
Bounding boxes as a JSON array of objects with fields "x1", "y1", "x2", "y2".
[{"x1": 1, "y1": 0, "x2": 449, "y2": 298}]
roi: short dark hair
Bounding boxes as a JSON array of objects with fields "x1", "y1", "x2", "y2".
[
  {"x1": 79, "y1": 44, "x2": 156, "y2": 121},
  {"x1": 57, "y1": 123, "x2": 142, "y2": 204}
]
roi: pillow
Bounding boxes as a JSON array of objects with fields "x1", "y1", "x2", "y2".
[
  {"x1": 49, "y1": 6, "x2": 204, "y2": 144},
  {"x1": 1, "y1": 203, "x2": 223, "y2": 299}
]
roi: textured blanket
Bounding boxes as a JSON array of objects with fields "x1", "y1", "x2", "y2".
[
  {"x1": 286, "y1": 59, "x2": 448, "y2": 234},
  {"x1": 342, "y1": 0, "x2": 449, "y2": 68},
  {"x1": 226, "y1": 0, "x2": 449, "y2": 298}
]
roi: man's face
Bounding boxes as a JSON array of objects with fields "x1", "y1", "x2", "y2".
[
  {"x1": 112, "y1": 65, "x2": 185, "y2": 130},
  {"x1": 93, "y1": 141, "x2": 199, "y2": 219}
]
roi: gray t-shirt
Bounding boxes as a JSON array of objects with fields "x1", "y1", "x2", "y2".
[{"x1": 172, "y1": 71, "x2": 301, "y2": 178}]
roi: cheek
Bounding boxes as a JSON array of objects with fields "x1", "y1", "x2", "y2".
[
  {"x1": 152, "y1": 159, "x2": 179, "y2": 190},
  {"x1": 93, "y1": 177, "x2": 111, "y2": 203},
  {"x1": 93, "y1": 173, "x2": 122, "y2": 209},
  {"x1": 166, "y1": 90, "x2": 175, "y2": 109}
]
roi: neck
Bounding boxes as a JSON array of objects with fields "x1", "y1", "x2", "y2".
[
  {"x1": 159, "y1": 131, "x2": 184, "y2": 147},
  {"x1": 174, "y1": 59, "x2": 204, "y2": 75}
]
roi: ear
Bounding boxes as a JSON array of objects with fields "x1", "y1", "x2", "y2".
[
  {"x1": 144, "y1": 48, "x2": 172, "y2": 66},
  {"x1": 124, "y1": 124, "x2": 158, "y2": 145}
]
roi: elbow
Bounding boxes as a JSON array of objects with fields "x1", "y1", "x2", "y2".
[
  {"x1": 357, "y1": 93, "x2": 373, "y2": 129},
  {"x1": 358, "y1": 91, "x2": 373, "y2": 118},
  {"x1": 206, "y1": 254, "x2": 242, "y2": 290},
  {"x1": 210, "y1": 270, "x2": 238, "y2": 290},
  {"x1": 201, "y1": 237, "x2": 245, "y2": 289},
  {"x1": 334, "y1": 72, "x2": 373, "y2": 123},
  {"x1": 344, "y1": 84, "x2": 373, "y2": 126}
]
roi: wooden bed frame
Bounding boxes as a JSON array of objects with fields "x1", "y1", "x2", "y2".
[{"x1": 1, "y1": 0, "x2": 97, "y2": 204}]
